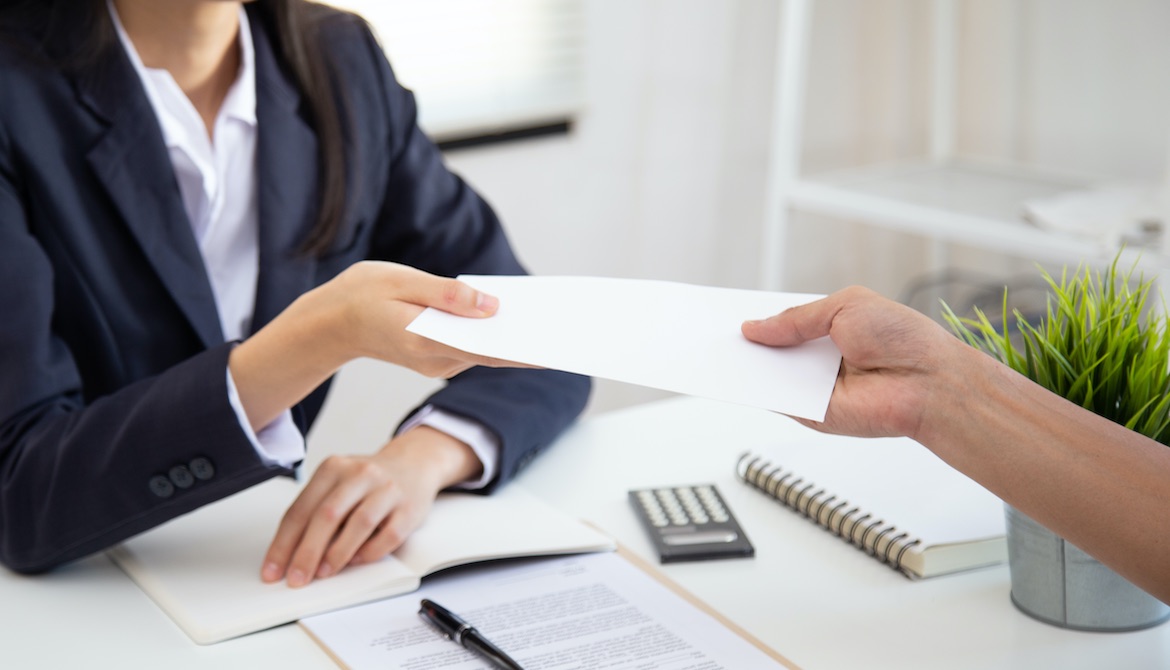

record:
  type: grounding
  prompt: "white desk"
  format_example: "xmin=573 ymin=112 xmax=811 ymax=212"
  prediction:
xmin=3 ymin=396 xmax=1168 ymax=668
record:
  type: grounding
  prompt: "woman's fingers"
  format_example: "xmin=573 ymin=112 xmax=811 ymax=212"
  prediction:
xmin=262 ymin=454 xmax=435 ymax=588
xmin=262 ymin=456 xmax=373 ymax=587
xmin=397 ymin=328 xmax=533 ymax=378
xmin=282 ymin=476 xmax=376 ymax=586
xmin=318 ymin=484 xmax=403 ymax=577
xmin=353 ymin=509 xmax=418 ymax=564
xmin=370 ymin=263 xmax=499 ymax=318
xmin=261 ymin=461 xmax=344 ymax=584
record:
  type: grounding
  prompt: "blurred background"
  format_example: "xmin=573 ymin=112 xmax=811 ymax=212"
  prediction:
xmin=308 ymin=0 xmax=1170 ymax=456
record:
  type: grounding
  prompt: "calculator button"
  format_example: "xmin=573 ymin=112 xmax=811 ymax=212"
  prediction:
xmin=629 ymin=484 xmax=754 ymax=562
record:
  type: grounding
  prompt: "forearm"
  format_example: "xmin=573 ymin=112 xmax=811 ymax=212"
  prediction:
xmin=918 ymin=343 xmax=1170 ymax=602
xmin=228 ymin=291 xmax=350 ymax=432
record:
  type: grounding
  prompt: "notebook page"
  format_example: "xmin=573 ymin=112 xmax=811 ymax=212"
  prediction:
xmin=745 ymin=434 xmax=1005 ymax=547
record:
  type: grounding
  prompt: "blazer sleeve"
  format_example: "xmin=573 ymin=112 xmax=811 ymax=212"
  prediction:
xmin=351 ymin=23 xmax=592 ymax=492
xmin=0 ymin=127 xmax=287 ymax=573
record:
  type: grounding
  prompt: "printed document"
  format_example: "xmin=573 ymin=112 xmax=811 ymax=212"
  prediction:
xmin=300 ymin=551 xmax=791 ymax=669
xmin=407 ymin=276 xmax=840 ymax=421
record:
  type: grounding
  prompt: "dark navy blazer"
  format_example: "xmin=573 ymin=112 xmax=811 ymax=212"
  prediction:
xmin=0 ymin=6 xmax=590 ymax=573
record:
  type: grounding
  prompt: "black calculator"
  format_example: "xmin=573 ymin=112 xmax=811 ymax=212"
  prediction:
xmin=628 ymin=484 xmax=755 ymax=563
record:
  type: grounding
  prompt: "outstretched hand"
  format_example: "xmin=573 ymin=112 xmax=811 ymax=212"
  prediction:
xmin=230 ymin=261 xmax=527 ymax=433
xmin=297 ymin=260 xmax=519 ymax=379
xmin=742 ymin=286 xmax=965 ymax=441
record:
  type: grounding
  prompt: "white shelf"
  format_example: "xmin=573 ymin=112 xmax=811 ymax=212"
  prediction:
xmin=759 ymin=0 xmax=1170 ymax=290
xmin=786 ymin=160 xmax=1169 ymax=269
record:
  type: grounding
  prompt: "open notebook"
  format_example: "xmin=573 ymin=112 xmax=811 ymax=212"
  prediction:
xmin=108 ymin=479 xmax=614 ymax=644
xmin=737 ymin=434 xmax=1006 ymax=579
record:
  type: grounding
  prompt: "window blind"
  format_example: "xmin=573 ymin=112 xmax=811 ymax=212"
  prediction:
xmin=321 ymin=0 xmax=585 ymax=142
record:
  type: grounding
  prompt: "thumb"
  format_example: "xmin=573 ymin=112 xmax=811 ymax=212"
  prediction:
xmin=431 ymin=277 xmax=499 ymax=317
xmin=742 ymin=294 xmax=841 ymax=347
xmin=389 ymin=266 xmax=499 ymax=318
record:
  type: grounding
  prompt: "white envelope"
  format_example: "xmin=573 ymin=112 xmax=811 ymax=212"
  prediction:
xmin=406 ymin=276 xmax=841 ymax=421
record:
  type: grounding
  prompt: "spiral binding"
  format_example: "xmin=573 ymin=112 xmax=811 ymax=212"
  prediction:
xmin=736 ymin=451 xmax=921 ymax=577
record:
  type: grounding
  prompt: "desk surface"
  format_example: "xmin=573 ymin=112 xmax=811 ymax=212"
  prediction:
xmin=4 ymin=396 xmax=1169 ymax=668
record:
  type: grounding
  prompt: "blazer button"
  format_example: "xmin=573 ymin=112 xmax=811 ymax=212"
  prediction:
xmin=169 ymin=465 xmax=195 ymax=489
xmin=189 ymin=457 xmax=215 ymax=481
xmin=149 ymin=475 xmax=175 ymax=498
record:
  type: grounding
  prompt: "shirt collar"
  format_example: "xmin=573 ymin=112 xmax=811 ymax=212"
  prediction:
xmin=221 ymin=8 xmax=257 ymax=127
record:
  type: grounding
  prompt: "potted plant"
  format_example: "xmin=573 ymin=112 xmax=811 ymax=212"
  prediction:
xmin=943 ymin=254 xmax=1170 ymax=631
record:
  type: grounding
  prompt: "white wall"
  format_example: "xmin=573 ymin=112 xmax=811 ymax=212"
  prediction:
xmin=309 ymin=0 xmax=1170 ymax=454
xmin=313 ymin=0 xmax=781 ymax=456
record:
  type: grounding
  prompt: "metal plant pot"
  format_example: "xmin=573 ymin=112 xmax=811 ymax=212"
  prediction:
xmin=1005 ymin=505 xmax=1170 ymax=631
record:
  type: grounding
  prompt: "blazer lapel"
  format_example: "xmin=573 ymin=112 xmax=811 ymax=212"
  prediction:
xmin=249 ymin=11 xmax=320 ymax=334
xmin=77 ymin=48 xmax=225 ymax=349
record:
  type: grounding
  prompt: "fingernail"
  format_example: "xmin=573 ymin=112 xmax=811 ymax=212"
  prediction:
xmin=261 ymin=562 xmax=281 ymax=582
xmin=316 ymin=562 xmax=333 ymax=578
xmin=744 ymin=319 xmax=762 ymax=326
xmin=287 ymin=568 xmax=307 ymax=588
xmin=476 ymin=292 xmax=499 ymax=313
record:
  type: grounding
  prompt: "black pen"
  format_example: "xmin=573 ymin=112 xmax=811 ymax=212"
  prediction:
xmin=418 ymin=599 xmax=525 ymax=670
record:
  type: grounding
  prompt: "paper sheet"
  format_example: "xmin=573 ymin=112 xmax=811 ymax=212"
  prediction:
xmin=407 ymin=276 xmax=841 ymax=421
xmin=300 ymin=552 xmax=787 ymax=669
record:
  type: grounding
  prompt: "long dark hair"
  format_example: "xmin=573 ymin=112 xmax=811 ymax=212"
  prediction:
xmin=259 ymin=1 xmax=349 ymax=256
xmin=0 ymin=0 xmax=348 ymax=256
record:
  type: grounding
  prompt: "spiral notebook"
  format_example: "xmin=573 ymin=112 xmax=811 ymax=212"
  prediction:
xmin=737 ymin=435 xmax=1007 ymax=579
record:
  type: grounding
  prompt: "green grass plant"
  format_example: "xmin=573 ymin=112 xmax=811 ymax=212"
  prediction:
xmin=942 ymin=255 xmax=1170 ymax=446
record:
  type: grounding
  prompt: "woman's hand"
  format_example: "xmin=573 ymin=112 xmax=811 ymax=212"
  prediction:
xmin=229 ymin=261 xmax=517 ymax=432
xmin=260 ymin=426 xmax=481 ymax=587
xmin=301 ymin=261 xmax=513 ymax=378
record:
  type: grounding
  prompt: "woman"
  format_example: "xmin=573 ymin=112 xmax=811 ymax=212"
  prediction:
xmin=0 ymin=0 xmax=590 ymax=588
